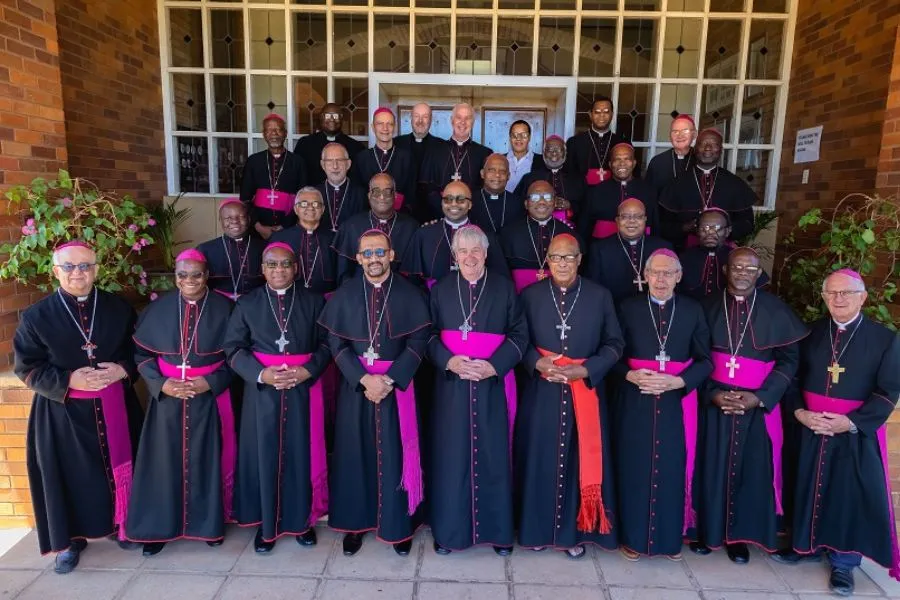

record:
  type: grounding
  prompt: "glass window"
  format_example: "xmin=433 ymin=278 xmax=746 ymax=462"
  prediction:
xmin=455 ymin=17 xmax=492 ymax=74
xmin=538 ymin=17 xmax=575 ymax=77
xmin=662 ymin=18 xmax=702 ymax=78
xmin=415 ymin=15 xmax=452 ymax=74
xmin=374 ymin=14 xmax=411 ymax=73
xmin=293 ymin=13 xmax=327 ymax=72
xmin=249 ymin=9 xmax=286 ymax=70
xmin=497 ymin=17 xmax=535 ymax=76
xmin=333 ymin=14 xmax=369 ymax=73
xmin=746 ymin=20 xmax=783 ymax=80
xmin=210 ymin=10 xmax=243 ymax=69
xmin=172 ymin=74 xmax=206 ymax=132
xmin=215 ymin=138 xmax=248 ymax=195
xmin=579 ymin=18 xmax=616 ymax=78
xmin=705 ymin=20 xmax=743 ymax=79
xmin=169 ymin=9 xmax=203 ymax=68
xmin=213 ymin=75 xmax=247 ymax=133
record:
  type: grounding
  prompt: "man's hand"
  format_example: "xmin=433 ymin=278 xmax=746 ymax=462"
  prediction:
xmin=819 ymin=412 xmax=854 ymax=435
xmin=638 ymin=373 xmax=685 ymax=395
xmin=794 ymin=409 xmax=834 ymax=436
xmin=466 ymin=360 xmax=497 ymax=381
xmin=712 ymin=390 xmax=746 ymax=415
xmin=185 ymin=376 xmax=211 ymax=394
xmin=93 ymin=362 xmax=127 ymax=388
xmin=361 ymin=374 xmax=392 ymax=404
xmin=626 ymin=368 xmax=657 ymax=392
xmin=69 ymin=367 xmax=101 ymax=392
xmin=536 ymin=355 xmax=568 ymax=384
xmin=732 ymin=390 xmax=762 ymax=410
xmin=557 ymin=364 xmax=588 ymax=382
xmin=161 ymin=377 xmax=195 ymax=399
xmin=447 ymin=355 xmax=486 ymax=381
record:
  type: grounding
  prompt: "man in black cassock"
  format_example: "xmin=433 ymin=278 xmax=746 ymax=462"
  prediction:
xmin=517 ymin=234 xmax=623 ymax=558
xmin=403 ymin=181 xmax=508 ymax=290
xmin=469 ymin=154 xmax=524 ymax=235
xmin=690 ymin=248 xmax=808 ymax=564
xmin=658 ymin=129 xmax=756 ymax=249
xmin=240 ymin=113 xmax=307 ymax=239
xmin=585 ymin=198 xmax=671 ymax=304
xmin=516 ymin=135 xmax=584 ymax=223
xmin=318 ymin=230 xmax=431 ymax=557
xmin=197 ymin=199 xmax=265 ymax=302
xmin=611 ymin=249 xmax=712 ymax=560
xmin=420 ymin=103 xmax=492 ymax=221
xmin=500 ymin=180 xmax=581 ymax=294
xmin=128 ymin=249 xmax=235 ymax=556
xmin=316 ymin=142 xmax=368 ymax=233
xmin=224 ymin=243 xmax=331 ymax=553
xmin=332 ymin=172 xmax=419 ymax=281
xmin=565 ymin=97 xmax=630 ymax=187
xmin=294 ymin=103 xmax=365 ymax=186
xmin=16 ymin=241 xmax=142 ymax=574
xmin=677 ymin=208 xmax=768 ymax=300
xmin=578 ymin=142 xmax=659 ymax=241
xmin=771 ymin=269 xmax=900 ymax=595
xmin=394 ymin=103 xmax=440 ymax=222
xmin=270 ymin=187 xmax=339 ymax=296
xmin=427 ymin=224 xmax=527 ymax=555
xmin=645 ymin=114 xmax=697 ymax=193
xmin=354 ymin=108 xmax=416 ymax=216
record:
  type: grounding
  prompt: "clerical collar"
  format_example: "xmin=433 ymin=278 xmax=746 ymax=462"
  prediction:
xmin=732 ymin=294 xmax=746 ymax=302
xmin=376 ymin=213 xmax=394 ymax=224
xmin=444 ymin=217 xmax=469 ymax=229
xmin=326 ymin=135 xmax=336 ymax=142
xmin=270 ymin=151 xmax=283 ymax=160
xmin=483 ymin=189 xmax=502 ymax=199
xmin=833 ymin=312 xmax=861 ymax=331
xmin=591 ymin=126 xmax=609 ymax=136
xmin=650 ymin=295 xmax=671 ymax=306
xmin=368 ymin=274 xmax=391 ymax=289
xmin=413 ymin=132 xmax=427 ymax=141
xmin=465 ymin=270 xmax=486 ymax=286
xmin=530 ymin=216 xmax=552 ymax=226
xmin=674 ymin=150 xmax=688 ymax=159
xmin=452 ymin=137 xmax=470 ymax=146
xmin=375 ymin=144 xmax=392 ymax=154
xmin=628 ymin=239 xmax=639 ymax=246
xmin=185 ymin=299 xmax=198 ymax=305
xmin=550 ymin=167 xmax=561 ymax=174
xmin=554 ymin=276 xmax=578 ymax=293
xmin=77 ymin=295 xmax=89 ymax=302
xmin=697 ymin=165 xmax=716 ymax=174
xmin=304 ymin=227 xmax=316 ymax=234
xmin=232 ymin=236 xmax=244 ymax=243
xmin=268 ymin=284 xmax=291 ymax=296
xmin=330 ymin=178 xmax=347 ymax=190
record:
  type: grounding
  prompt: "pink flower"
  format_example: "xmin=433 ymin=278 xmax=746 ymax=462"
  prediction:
xmin=132 ymin=243 xmax=142 ymax=251
xmin=21 ymin=225 xmax=35 ymax=236
xmin=61 ymin=197 xmax=72 ymax=207
xmin=150 ymin=292 xmax=158 ymax=301
xmin=26 ymin=218 xmax=34 ymax=227
xmin=140 ymin=271 xmax=147 ymax=279
xmin=128 ymin=224 xmax=139 ymax=232
xmin=139 ymin=238 xmax=149 ymax=247
xmin=147 ymin=218 xmax=157 ymax=226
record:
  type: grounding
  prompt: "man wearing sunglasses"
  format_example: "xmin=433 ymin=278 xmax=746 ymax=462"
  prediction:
xmin=318 ymin=230 xmax=431 ymax=557
xmin=14 ymin=240 xmax=143 ymax=573
xmin=270 ymin=187 xmax=339 ymax=295
xmin=129 ymin=249 xmax=236 ymax=557
xmin=197 ymin=198 xmax=265 ymax=302
xmin=294 ymin=103 xmax=365 ymax=186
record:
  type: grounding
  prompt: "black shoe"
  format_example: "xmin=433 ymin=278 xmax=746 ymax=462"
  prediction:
xmin=142 ymin=542 xmax=166 ymax=556
xmin=394 ymin=539 xmax=413 ymax=556
xmin=297 ymin=528 xmax=317 ymax=547
xmin=254 ymin=529 xmax=275 ymax=554
xmin=829 ymin=567 xmax=855 ymax=597
xmin=53 ymin=541 xmax=85 ymax=575
xmin=433 ymin=540 xmax=451 ymax=555
xmin=726 ymin=542 xmax=750 ymax=564
xmin=206 ymin=539 xmax=224 ymax=547
xmin=493 ymin=545 xmax=513 ymax=556
xmin=70 ymin=538 xmax=88 ymax=552
xmin=342 ymin=533 xmax=364 ymax=556
xmin=689 ymin=541 xmax=711 ymax=555
xmin=769 ymin=549 xmax=822 ymax=565
xmin=117 ymin=540 xmax=141 ymax=551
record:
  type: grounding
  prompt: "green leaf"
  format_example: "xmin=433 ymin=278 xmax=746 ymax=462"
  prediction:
xmin=58 ymin=170 xmax=72 ymax=190
xmin=82 ymin=227 xmax=94 ymax=240
xmin=861 ymin=229 xmax=875 ymax=244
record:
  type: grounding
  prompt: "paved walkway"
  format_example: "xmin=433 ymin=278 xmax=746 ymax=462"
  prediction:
xmin=1 ymin=526 xmax=899 ymax=599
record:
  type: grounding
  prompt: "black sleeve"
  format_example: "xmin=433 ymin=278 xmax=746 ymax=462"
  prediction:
xmin=13 ymin=317 xmax=70 ymax=402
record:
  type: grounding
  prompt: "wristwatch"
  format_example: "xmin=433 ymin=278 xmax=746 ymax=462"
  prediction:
xmin=848 ymin=420 xmax=858 ymax=434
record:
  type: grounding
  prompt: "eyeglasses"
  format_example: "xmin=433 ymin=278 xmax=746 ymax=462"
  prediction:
xmin=592 ymin=108 xmax=612 ymax=115
xmin=323 ymin=112 xmax=341 ymax=120
xmin=647 ymin=268 xmax=681 ymax=279
xmin=671 ymin=128 xmax=695 ymax=136
xmin=822 ymin=290 xmax=864 ymax=299
xmin=547 ymin=254 xmax=579 ymax=264
xmin=358 ymin=248 xmax=388 ymax=259
xmin=442 ymin=195 xmax=470 ymax=205
xmin=729 ymin=264 xmax=761 ymax=273
xmin=263 ymin=260 xmax=295 ymax=269
xmin=175 ymin=271 xmax=205 ymax=280
xmin=369 ymin=187 xmax=395 ymax=199
xmin=617 ymin=213 xmax=646 ymax=221
xmin=55 ymin=262 xmax=96 ymax=273
xmin=527 ymin=193 xmax=555 ymax=203
xmin=699 ymin=224 xmax=725 ymax=232
xmin=321 ymin=158 xmax=349 ymax=167
xmin=296 ymin=200 xmax=323 ymax=209
xmin=544 ymin=145 xmax=565 ymax=155
xmin=510 ymin=133 xmax=530 ymax=140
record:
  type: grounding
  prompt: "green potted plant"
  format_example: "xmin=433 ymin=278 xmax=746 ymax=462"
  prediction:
xmin=147 ymin=194 xmax=192 ymax=272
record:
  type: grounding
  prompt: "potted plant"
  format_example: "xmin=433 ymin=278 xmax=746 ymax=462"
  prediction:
xmin=146 ymin=194 xmax=192 ymax=272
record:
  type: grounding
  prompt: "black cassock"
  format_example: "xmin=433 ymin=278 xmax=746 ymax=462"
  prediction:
xmin=427 ymin=271 xmax=527 ymax=549
xmin=196 ymin=235 xmax=265 ymax=301
xmin=677 ymin=245 xmax=769 ymax=301
xmin=420 ymin=138 xmax=493 ymax=220
xmin=694 ymin=290 xmax=808 ymax=551
xmin=294 ymin=131 xmax=365 ymax=186
xmin=224 ymin=284 xmax=331 ymax=542
xmin=787 ymin=316 xmax=900 ymax=573
xmin=318 ymin=273 xmax=431 ymax=542
xmin=611 ymin=293 xmax=712 ymax=556
xmin=331 ymin=210 xmax=419 ymax=282
xmin=401 ymin=219 xmax=509 ymax=289
xmin=645 ymin=148 xmax=695 ymax=193
xmin=240 ymin=149 xmax=307 ymax=230
xmin=499 ymin=217 xmax=582 ymax=292
xmin=468 ymin=189 xmax=525 ymax=235
xmin=585 ymin=234 xmax=672 ymax=303
xmin=128 ymin=289 xmax=234 ymax=543
xmin=658 ymin=166 xmax=756 ymax=249
xmin=16 ymin=290 xmax=142 ymax=554
xmin=315 ymin=179 xmax=368 ymax=233
xmin=516 ymin=277 xmax=624 ymax=550
xmin=353 ymin=146 xmax=416 ymax=213
xmin=270 ymin=224 xmax=339 ymax=296
xmin=394 ymin=133 xmax=442 ymax=222
xmin=565 ymin=129 xmax=630 ymax=184
xmin=577 ymin=178 xmax=659 ymax=241
xmin=515 ymin=167 xmax=585 ymax=219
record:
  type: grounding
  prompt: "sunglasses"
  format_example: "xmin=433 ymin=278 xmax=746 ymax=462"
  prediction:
xmin=56 ymin=262 xmax=96 ymax=273
xmin=264 ymin=260 xmax=295 ymax=269
xmin=296 ymin=200 xmax=323 ymax=208
xmin=358 ymin=248 xmax=388 ymax=259
xmin=176 ymin=271 xmax=205 ymax=280
xmin=527 ymin=193 xmax=554 ymax=203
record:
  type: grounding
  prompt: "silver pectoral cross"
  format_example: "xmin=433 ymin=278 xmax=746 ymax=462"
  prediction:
xmin=178 ymin=360 xmax=190 ymax=381
xmin=655 ymin=349 xmax=670 ymax=371
xmin=363 ymin=345 xmax=379 ymax=366
xmin=275 ymin=333 xmax=290 ymax=353
xmin=597 ymin=168 xmax=606 ymax=182
xmin=459 ymin=321 xmax=472 ymax=341
xmin=81 ymin=341 xmax=97 ymax=360
xmin=451 ymin=172 xmax=462 ymax=181
xmin=726 ymin=355 xmax=740 ymax=379
xmin=556 ymin=322 xmax=571 ymax=340
xmin=450 ymin=263 xmax=460 ymax=271
xmin=633 ymin=276 xmax=647 ymax=292
xmin=268 ymin=189 xmax=277 ymax=205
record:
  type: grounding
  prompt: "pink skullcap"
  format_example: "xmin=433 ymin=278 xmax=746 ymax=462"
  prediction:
xmin=831 ymin=268 xmax=864 ymax=283
xmin=263 ymin=242 xmax=294 ymax=255
xmin=175 ymin=248 xmax=207 ymax=263
xmin=648 ymin=248 xmax=679 ymax=261
xmin=672 ymin=114 xmax=696 ymax=128
xmin=611 ymin=141 xmax=634 ymax=153
xmin=55 ymin=240 xmax=93 ymax=252
xmin=218 ymin=197 xmax=244 ymax=212
xmin=545 ymin=134 xmax=564 ymax=143
xmin=373 ymin=107 xmax=395 ymax=120
xmin=698 ymin=127 xmax=723 ymax=141
xmin=262 ymin=112 xmax=285 ymax=124
xmin=619 ymin=196 xmax=645 ymax=208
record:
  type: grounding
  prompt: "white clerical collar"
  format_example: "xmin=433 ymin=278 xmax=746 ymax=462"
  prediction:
xmin=77 ymin=295 xmax=89 ymax=302
xmin=330 ymin=178 xmax=346 ymax=190
xmin=550 ymin=167 xmax=561 ymax=174
xmin=270 ymin=152 xmax=283 ymax=160
xmin=532 ymin=216 xmax=552 ymax=226
xmin=186 ymin=299 xmax=197 ymax=305
xmin=305 ymin=228 xmax=315 ymax=235
xmin=326 ymin=135 xmax=336 ymax=142
xmin=484 ymin=189 xmax=502 ymax=199
xmin=369 ymin=276 xmax=390 ymax=289
xmin=233 ymin=237 xmax=244 ymax=243
xmin=733 ymin=294 xmax=746 ymax=301
xmin=674 ymin=151 xmax=688 ymax=159
xmin=833 ymin=312 xmax=861 ymax=331
xmin=591 ymin=126 xmax=609 ymax=136
xmin=698 ymin=165 xmax=716 ymax=174
xmin=650 ymin=295 xmax=670 ymax=306
xmin=413 ymin=132 xmax=427 ymax=141
xmin=465 ymin=270 xmax=485 ymax=286
xmin=268 ymin=285 xmax=291 ymax=296
xmin=628 ymin=239 xmax=639 ymax=246
xmin=444 ymin=218 xmax=468 ymax=229
xmin=452 ymin=137 xmax=470 ymax=146
xmin=375 ymin=143 xmax=393 ymax=153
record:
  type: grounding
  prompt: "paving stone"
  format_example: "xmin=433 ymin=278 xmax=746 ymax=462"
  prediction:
xmin=683 ymin=547 xmax=788 ymax=592
xmin=608 ymin=588 xmax=700 ymax=600
xmin=511 ymin=546 xmax=601 ymax=585
xmin=0 ymin=569 xmax=41 ymax=597
xmin=15 ymin=569 xmax=131 ymax=600
xmin=232 ymin=526 xmax=335 ymax=576
xmin=0 ymin=530 xmax=51 ymax=570
xmin=140 ymin=525 xmax=252 ymax=573
xmin=119 ymin=573 xmax=225 ymax=600
xmin=417 ymin=581 xmax=509 ymax=600
xmin=326 ymin=532 xmax=419 ymax=580
xmin=514 ymin=584 xmax=606 ymax=599
xmin=217 ymin=575 xmax=318 ymax=600
xmin=76 ymin=537 xmax=145 ymax=570
xmin=318 ymin=579 xmax=414 ymax=599
xmin=418 ymin=532 xmax=508 ymax=583
xmin=596 ymin=547 xmax=694 ymax=588
xmin=861 ymin=558 xmax=900 ymax=598
xmin=702 ymin=593 xmax=796 ymax=599
xmin=768 ymin=556 xmax=883 ymax=595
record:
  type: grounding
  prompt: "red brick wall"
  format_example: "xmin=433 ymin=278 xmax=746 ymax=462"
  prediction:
xmin=0 ymin=385 xmax=33 ymax=527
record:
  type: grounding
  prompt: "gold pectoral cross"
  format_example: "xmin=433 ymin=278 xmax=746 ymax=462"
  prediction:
xmin=827 ymin=361 xmax=845 ymax=384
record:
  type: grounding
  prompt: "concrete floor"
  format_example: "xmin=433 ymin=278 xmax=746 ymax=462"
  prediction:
xmin=1 ymin=525 xmax=899 ymax=600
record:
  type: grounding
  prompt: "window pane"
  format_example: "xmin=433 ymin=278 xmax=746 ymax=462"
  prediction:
xmin=374 ymin=0 xmax=410 ymax=5
xmin=374 ymin=14 xmax=410 ymax=72
xmin=746 ymin=20 xmax=783 ymax=80
xmin=579 ymin=18 xmax=616 ymax=78
xmin=576 ymin=82 xmax=613 ymax=133
xmin=735 ymin=149 xmax=768 ymax=205
xmin=455 ymin=17 xmax=492 ymax=75
xmin=579 ymin=0 xmax=618 ymax=8
xmin=416 ymin=0 xmax=451 ymax=6
xmin=415 ymin=15 xmax=451 ymax=74
xmin=705 ymin=20 xmax=742 ymax=79
xmin=709 ymin=0 xmax=746 ymax=11
xmin=213 ymin=75 xmax=247 ymax=132
xmin=699 ymin=84 xmax=736 ymax=140
xmin=657 ymin=84 xmax=697 ymax=142
xmin=620 ymin=19 xmax=657 ymax=78
xmin=616 ymin=83 xmax=653 ymax=143
xmin=739 ymin=85 xmax=776 ymax=145
xmin=173 ymin=73 xmax=207 ymax=131
xmin=334 ymin=77 xmax=369 ymax=138
xmin=334 ymin=0 xmax=366 ymax=5
xmin=292 ymin=0 xmax=325 ymax=5
xmin=210 ymin=10 xmax=244 ymax=69
xmin=249 ymin=9 xmax=286 ymax=70
xmin=666 ymin=0 xmax=704 ymax=8
xmin=176 ymin=136 xmax=210 ymax=194
xmin=333 ymin=14 xmax=369 ymax=72
xmin=538 ymin=17 xmax=575 ymax=77
xmin=500 ymin=0 xmax=536 ymax=8
xmin=293 ymin=77 xmax=328 ymax=135
xmin=251 ymin=75 xmax=287 ymax=132
xmin=662 ymin=18 xmax=701 ymax=78
xmin=752 ymin=0 xmax=787 ymax=12
xmin=497 ymin=17 xmax=534 ymax=76
xmin=625 ymin=0 xmax=662 ymax=9
xmin=169 ymin=9 xmax=203 ymax=68
xmin=457 ymin=0 xmax=493 ymax=7
xmin=216 ymin=138 xmax=248 ymax=195
xmin=293 ymin=13 xmax=327 ymax=72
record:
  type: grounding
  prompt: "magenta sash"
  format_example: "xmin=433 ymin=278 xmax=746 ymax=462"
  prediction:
xmin=710 ymin=351 xmax=783 ymax=515
xmin=803 ymin=391 xmax=900 ymax=581
xmin=393 ymin=191 xmax=405 ymax=211
xmin=157 ymin=358 xmax=236 ymax=522
xmin=253 ymin=188 xmax=293 ymax=214
xmin=592 ymin=220 xmax=618 ymax=239
xmin=253 ymin=351 xmax=328 ymax=525
xmin=511 ymin=268 xmax=547 ymax=293
xmin=213 ymin=289 xmax=239 ymax=302
xmin=426 ymin=278 xmax=437 ymax=291
xmin=439 ymin=330 xmax=517 ymax=451
xmin=627 ymin=358 xmax=697 ymax=534
xmin=357 ymin=357 xmax=422 ymax=515
xmin=68 ymin=382 xmax=133 ymax=540
xmin=585 ymin=168 xmax=612 ymax=186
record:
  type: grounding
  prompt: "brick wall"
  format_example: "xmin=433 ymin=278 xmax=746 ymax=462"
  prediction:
xmin=0 ymin=382 xmax=32 ymax=527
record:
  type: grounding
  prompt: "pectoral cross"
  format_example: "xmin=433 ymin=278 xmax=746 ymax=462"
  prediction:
xmin=81 ymin=341 xmax=97 ymax=360
xmin=725 ymin=355 xmax=740 ymax=379
xmin=597 ymin=169 xmax=605 ymax=182
xmin=827 ymin=361 xmax=846 ymax=384
xmin=451 ymin=172 xmax=462 ymax=181
xmin=655 ymin=349 xmax=670 ymax=371
xmin=536 ymin=269 xmax=547 ymax=281
xmin=633 ymin=276 xmax=646 ymax=292
xmin=450 ymin=263 xmax=460 ymax=271
xmin=459 ymin=321 xmax=472 ymax=341
xmin=275 ymin=333 xmax=290 ymax=353
xmin=363 ymin=346 xmax=379 ymax=366
xmin=178 ymin=360 xmax=190 ymax=381
xmin=268 ymin=189 xmax=277 ymax=206
xmin=556 ymin=322 xmax=571 ymax=340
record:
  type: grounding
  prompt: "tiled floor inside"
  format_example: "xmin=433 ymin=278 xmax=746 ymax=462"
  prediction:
xmin=1 ymin=525 xmax=899 ymax=599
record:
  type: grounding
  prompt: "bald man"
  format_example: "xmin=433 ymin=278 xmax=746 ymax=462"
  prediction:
xmin=469 ymin=154 xmax=525 ymax=234
xmin=294 ymin=103 xmax=365 ymax=185
xmin=646 ymin=115 xmax=697 ymax=192
xmin=395 ymin=103 xmax=440 ymax=221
